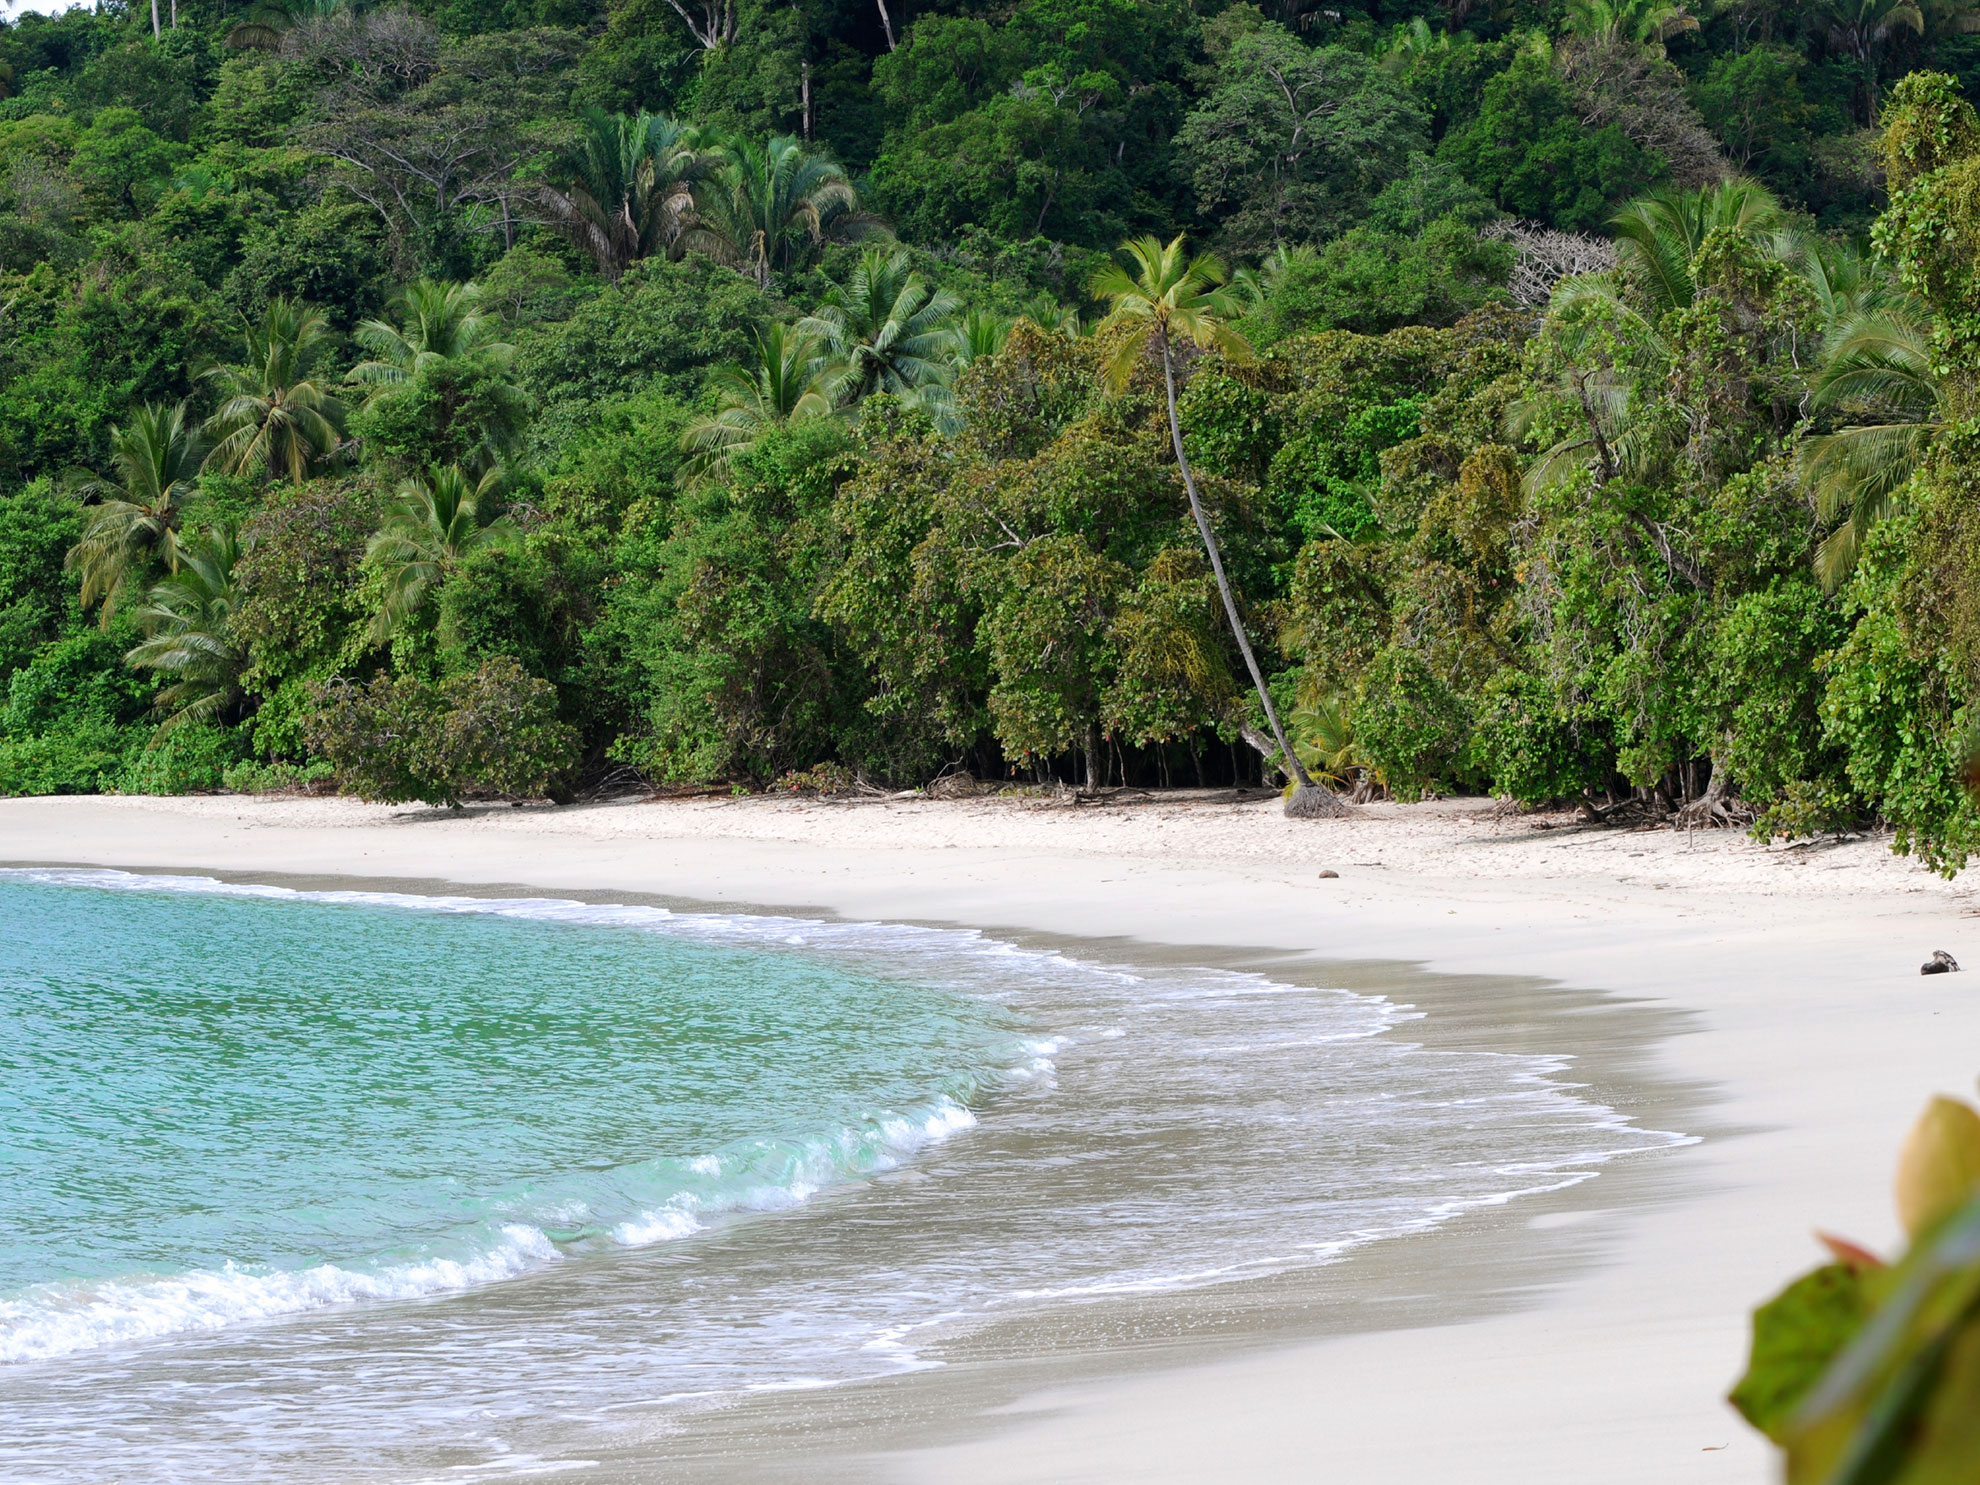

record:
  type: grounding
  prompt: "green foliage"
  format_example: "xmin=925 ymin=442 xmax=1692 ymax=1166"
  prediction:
xmin=1438 ymin=48 xmax=1657 ymax=230
xmin=0 ymin=479 xmax=80 ymax=678
xmin=1730 ymin=1264 xmax=1877 ymax=1443
xmin=0 ymin=627 xmax=149 ymax=793
xmin=118 ymin=723 xmax=246 ymax=795
xmin=1176 ymin=25 xmax=1425 ymax=255
xmin=1351 ymin=644 xmax=1472 ymax=800
xmin=0 ymin=0 xmax=1976 ymax=820
xmin=1472 ymin=671 xmax=1611 ymax=805
xmin=518 ymin=255 xmax=776 ymax=434
xmin=306 ymin=655 xmax=576 ymax=805
xmin=1257 ymin=215 xmax=1512 ymax=339
xmin=1734 ymin=1092 xmax=1980 ymax=1482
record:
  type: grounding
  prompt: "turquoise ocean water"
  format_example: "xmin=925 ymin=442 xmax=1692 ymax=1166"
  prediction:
xmin=0 ymin=868 xmax=1682 ymax=1482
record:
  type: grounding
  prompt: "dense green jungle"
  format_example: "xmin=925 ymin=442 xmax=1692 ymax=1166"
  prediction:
xmin=9 ymin=0 xmax=1980 ymax=862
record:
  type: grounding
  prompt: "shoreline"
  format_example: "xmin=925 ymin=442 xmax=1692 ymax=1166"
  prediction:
xmin=7 ymin=791 xmax=1979 ymax=1480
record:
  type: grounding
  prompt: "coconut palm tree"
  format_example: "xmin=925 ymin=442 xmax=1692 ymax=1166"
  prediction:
xmin=1610 ymin=178 xmax=1785 ymax=317
xmin=1089 ymin=234 xmax=1336 ymax=811
xmin=687 ymin=136 xmax=873 ymax=287
xmin=680 ymin=323 xmax=834 ymax=478
xmin=1783 ymin=232 xmax=1906 ymax=335
xmin=799 ymin=246 xmax=961 ymax=406
xmin=348 ymin=279 xmax=516 ymax=392
xmin=1800 ymin=306 xmax=1943 ymax=587
xmin=346 ymin=280 xmax=527 ymax=472
xmin=202 ymin=298 xmax=345 ymax=485
xmin=543 ymin=109 xmax=707 ymax=282
xmin=948 ymin=307 xmax=1012 ymax=370
xmin=125 ymin=524 xmax=247 ymax=732
xmin=64 ymin=400 xmax=206 ymax=624
xmin=1019 ymin=294 xmax=1084 ymax=339
xmin=365 ymin=464 xmax=519 ymax=641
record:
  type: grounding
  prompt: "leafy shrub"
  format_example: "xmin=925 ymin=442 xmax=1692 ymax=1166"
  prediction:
xmin=1732 ymin=1092 xmax=1980 ymax=1480
xmin=306 ymin=656 xmax=577 ymax=806
xmin=774 ymin=761 xmax=859 ymax=795
xmin=0 ymin=630 xmax=153 ymax=794
xmin=0 ymin=717 xmax=138 ymax=795
xmin=1352 ymin=645 xmax=1472 ymax=801
xmin=221 ymin=757 xmax=335 ymax=794
xmin=117 ymin=724 xmax=244 ymax=795
xmin=1472 ymin=671 xmax=1611 ymax=805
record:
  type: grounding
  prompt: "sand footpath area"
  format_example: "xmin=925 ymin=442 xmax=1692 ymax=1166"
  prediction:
xmin=7 ymin=788 xmax=1980 ymax=1482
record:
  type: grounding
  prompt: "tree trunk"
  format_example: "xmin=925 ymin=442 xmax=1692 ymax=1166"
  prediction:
xmin=1084 ymin=722 xmax=1101 ymax=791
xmin=1158 ymin=333 xmax=1341 ymax=815
xmin=874 ymin=0 xmax=896 ymax=49
xmin=151 ymin=0 xmax=161 ymax=38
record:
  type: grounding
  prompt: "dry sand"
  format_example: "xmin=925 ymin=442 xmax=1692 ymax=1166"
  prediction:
xmin=7 ymin=787 xmax=1980 ymax=1483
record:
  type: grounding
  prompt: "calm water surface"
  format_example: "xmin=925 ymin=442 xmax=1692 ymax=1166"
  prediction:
xmin=0 ymin=868 xmax=1680 ymax=1482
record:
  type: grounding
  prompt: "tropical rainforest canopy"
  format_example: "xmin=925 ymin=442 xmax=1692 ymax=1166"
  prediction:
xmin=8 ymin=0 xmax=1980 ymax=862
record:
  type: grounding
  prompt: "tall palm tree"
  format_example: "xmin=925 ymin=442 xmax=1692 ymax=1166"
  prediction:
xmin=125 ymin=524 xmax=247 ymax=733
xmin=1610 ymin=178 xmax=1785 ymax=317
xmin=680 ymin=323 xmax=834 ymax=478
xmin=348 ymin=279 xmax=516 ymax=392
xmin=686 ymin=136 xmax=872 ymax=288
xmin=64 ymin=400 xmax=207 ymax=625
xmin=799 ymin=246 xmax=961 ymax=405
xmin=365 ymin=465 xmax=519 ymax=642
xmin=1812 ymin=0 xmax=1926 ymax=121
xmin=1089 ymin=234 xmax=1335 ymax=810
xmin=1800 ymin=306 xmax=1943 ymax=588
xmin=543 ymin=109 xmax=707 ymax=282
xmin=202 ymin=298 xmax=345 ymax=485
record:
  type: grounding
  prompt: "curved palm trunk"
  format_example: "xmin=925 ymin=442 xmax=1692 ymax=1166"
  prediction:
xmin=1158 ymin=331 xmax=1327 ymax=802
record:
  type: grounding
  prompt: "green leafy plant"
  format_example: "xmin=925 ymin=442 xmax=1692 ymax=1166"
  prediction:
xmin=304 ymin=656 xmax=576 ymax=806
xmin=1732 ymin=1091 xmax=1980 ymax=1480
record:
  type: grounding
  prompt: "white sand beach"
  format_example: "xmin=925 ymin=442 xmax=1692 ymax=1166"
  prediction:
xmin=7 ymin=788 xmax=1978 ymax=1482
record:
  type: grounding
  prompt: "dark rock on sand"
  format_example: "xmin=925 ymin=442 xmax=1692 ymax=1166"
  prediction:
xmin=1922 ymin=950 xmax=1961 ymax=975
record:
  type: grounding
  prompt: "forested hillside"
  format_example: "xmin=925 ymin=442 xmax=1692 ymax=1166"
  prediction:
xmin=6 ymin=0 xmax=1980 ymax=861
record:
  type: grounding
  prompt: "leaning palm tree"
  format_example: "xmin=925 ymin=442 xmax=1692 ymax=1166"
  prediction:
xmin=1089 ymin=234 xmax=1336 ymax=812
xmin=680 ymin=323 xmax=834 ymax=478
xmin=1610 ymin=178 xmax=1785 ymax=317
xmin=202 ymin=298 xmax=345 ymax=485
xmin=543 ymin=109 xmax=707 ymax=282
xmin=799 ymin=246 xmax=961 ymax=405
xmin=365 ymin=465 xmax=520 ymax=642
xmin=348 ymin=279 xmax=516 ymax=393
xmin=686 ymin=136 xmax=873 ymax=288
xmin=64 ymin=400 xmax=207 ymax=625
xmin=1800 ymin=306 xmax=1944 ymax=588
xmin=125 ymin=524 xmax=247 ymax=733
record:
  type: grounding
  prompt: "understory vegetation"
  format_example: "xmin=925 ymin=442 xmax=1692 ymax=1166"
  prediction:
xmin=8 ymin=0 xmax=1980 ymax=864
